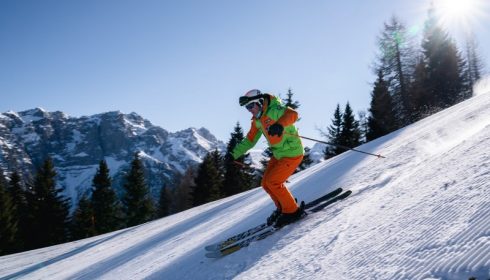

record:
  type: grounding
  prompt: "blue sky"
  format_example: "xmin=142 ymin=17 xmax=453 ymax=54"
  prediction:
xmin=1 ymin=0 xmax=489 ymax=147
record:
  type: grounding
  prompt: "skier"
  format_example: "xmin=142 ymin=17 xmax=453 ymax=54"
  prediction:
xmin=232 ymin=89 xmax=306 ymax=228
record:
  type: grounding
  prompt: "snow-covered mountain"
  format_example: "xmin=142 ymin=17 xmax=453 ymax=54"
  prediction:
xmin=1 ymin=91 xmax=489 ymax=279
xmin=0 ymin=108 xmax=225 ymax=205
xmin=309 ymin=142 xmax=327 ymax=162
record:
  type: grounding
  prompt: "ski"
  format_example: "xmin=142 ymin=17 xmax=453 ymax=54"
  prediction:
xmin=205 ymin=227 xmax=277 ymax=258
xmin=205 ymin=188 xmax=343 ymax=252
xmin=204 ymin=223 xmax=269 ymax=251
xmin=309 ymin=190 xmax=352 ymax=212
xmin=303 ymin=187 xmax=343 ymax=209
xmin=205 ymin=189 xmax=352 ymax=258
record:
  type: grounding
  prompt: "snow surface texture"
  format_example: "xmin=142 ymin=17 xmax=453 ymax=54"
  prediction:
xmin=1 ymin=92 xmax=489 ymax=279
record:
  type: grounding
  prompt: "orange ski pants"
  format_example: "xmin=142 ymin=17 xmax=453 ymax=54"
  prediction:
xmin=261 ymin=155 xmax=303 ymax=214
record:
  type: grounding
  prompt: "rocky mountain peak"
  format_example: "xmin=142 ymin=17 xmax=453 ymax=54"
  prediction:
xmin=0 ymin=108 xmax=226 ymax=209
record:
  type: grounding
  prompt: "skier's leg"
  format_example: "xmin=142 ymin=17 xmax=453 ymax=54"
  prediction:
xmin=261 ymin=157 xmax=281 ymax=209
xmin=262 ymin=155 xmax=303 ymax=214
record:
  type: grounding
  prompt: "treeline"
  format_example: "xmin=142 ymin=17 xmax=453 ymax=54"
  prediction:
xmin=322 ymin=102 xmax=365 ymax=159
xmin=367 ymin=9 xmax=483 ymax=140
xmin=0 ymin=154 xmax=155 ymax=256
xmin=322 ymin=7 xmax=484 ymax=158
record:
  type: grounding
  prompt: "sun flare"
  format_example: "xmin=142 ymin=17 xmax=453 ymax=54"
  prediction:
xmin=435 ymin=0 xmax=484 ymax=30
xmin=438 ymin=0 xmax=475 ymax=19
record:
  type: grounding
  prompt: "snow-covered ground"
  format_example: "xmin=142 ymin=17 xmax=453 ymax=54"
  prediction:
xmin=1 ymin=91 xmax=490 ymax=280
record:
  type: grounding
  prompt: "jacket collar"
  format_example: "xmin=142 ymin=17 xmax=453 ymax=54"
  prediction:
xmin=251 ymin=94 xmax=271 ymax=120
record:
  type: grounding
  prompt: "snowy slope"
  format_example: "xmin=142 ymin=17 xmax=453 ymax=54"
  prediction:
xmin=1 ymin=92 xmax=489 ymax=280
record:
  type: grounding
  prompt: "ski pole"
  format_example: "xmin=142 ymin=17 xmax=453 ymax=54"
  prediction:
xmin=286 ymin=133 xmax=386 ymax=159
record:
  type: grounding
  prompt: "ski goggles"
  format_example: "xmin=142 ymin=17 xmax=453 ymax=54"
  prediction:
xmin=245 ymin=102 xmax=258 ymax=110
xmin=239 ymin=93 xmax=263 ymax=107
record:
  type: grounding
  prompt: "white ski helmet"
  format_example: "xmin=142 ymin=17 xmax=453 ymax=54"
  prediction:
xmin=239 ymin=89 xmax=264 ymax=107
xmin=245 ymin=89 xmax=261 ymax=98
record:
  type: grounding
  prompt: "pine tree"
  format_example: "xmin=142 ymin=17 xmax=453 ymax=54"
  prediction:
xmin=367 ymin=70 xmax=397 ymax=141
xmin=70 ymin=194 xmax=96 ymax=240
xmin=23 ymin=180 xmax=36 ymax=249
xmin=375 ymin=16 xmax=415 ymax=126
xmin=222 ymin=123 xmax=254 ymax=197
xmin=91 ymin=160 xmax=120 ymax=234
xmin=0 ymin=172 xmax=17 ymax=255
xmin=122 ymin=153 xmax=155 ymax=227
xmin=407 ymin=56 xmax=430 ymax=121
xmin=463 ymin=35 xmax=484 ymax=99
xmin=7 ymin=172 xmax=26 ymax=210
xmin=7 ymin=171 xmax=29 ymax=251
xmin=192 ymin=151 xmax=223 ymax=206
xmin=339 ymin=102 xmax=361 ymax=149
xmin=173 ymin=168 xmax=194 ymax=212
xmin=323 ymin=104 xmax=343 ymax=159
xmin=210 ymin=149 xmax=224 ymax=185
xmin=29 ymin=158 xmax=70 ymax=249
xmin=157 ymin=184 xmax=172 ymax=218
xmin=419 ymin=6 xmax=465 ymax=110
xmin=209 ymin=150 xmax=224 ymax=200
xmin=283 ymin=88 xmax=300 ymax=109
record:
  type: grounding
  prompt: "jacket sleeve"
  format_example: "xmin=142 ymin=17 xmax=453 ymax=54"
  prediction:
xmin=232 ymin=120 xmax=262 ymax=159
xmin=276 ymin=107 xmax=298 ymax=127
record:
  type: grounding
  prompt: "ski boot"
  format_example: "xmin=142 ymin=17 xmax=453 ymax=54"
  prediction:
xmin=273 ymin=201 xmax=306 ymax=228
xmin=267 ymin=208 xmax=281 ymax=226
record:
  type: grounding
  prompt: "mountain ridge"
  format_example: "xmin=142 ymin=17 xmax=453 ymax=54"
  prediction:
xmin=0 ymin=108 xmax=226 ymax=206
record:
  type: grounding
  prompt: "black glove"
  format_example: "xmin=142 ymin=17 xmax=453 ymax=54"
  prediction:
xmin=268 ymin=123 xmax=284 ymax=137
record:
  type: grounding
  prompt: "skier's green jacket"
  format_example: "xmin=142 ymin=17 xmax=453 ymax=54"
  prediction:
xmin=232 ymin=94 xmax=304 ymax=160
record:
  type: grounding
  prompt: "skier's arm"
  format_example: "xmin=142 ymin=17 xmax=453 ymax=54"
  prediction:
xmin=232 ymin=121 xmax=262 ymax=159
xmin=276 ymin=107 xmax=298 ymax=127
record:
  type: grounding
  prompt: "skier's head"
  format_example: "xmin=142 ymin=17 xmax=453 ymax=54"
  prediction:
xmin=239 ymin=89 xmax=264 ymax=118
xmin=239 ymin=89 xmax=264 ymax=108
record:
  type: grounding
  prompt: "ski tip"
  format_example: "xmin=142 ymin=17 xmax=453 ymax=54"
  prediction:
xmin=334 ymin=190 xmax=352 ymax=200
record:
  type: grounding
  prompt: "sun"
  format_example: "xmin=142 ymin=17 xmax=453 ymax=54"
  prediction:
xmin=434 ymin=0 xmax=484 ymax=31
xmin=438 ymin=0 xmax=475 ymax=19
